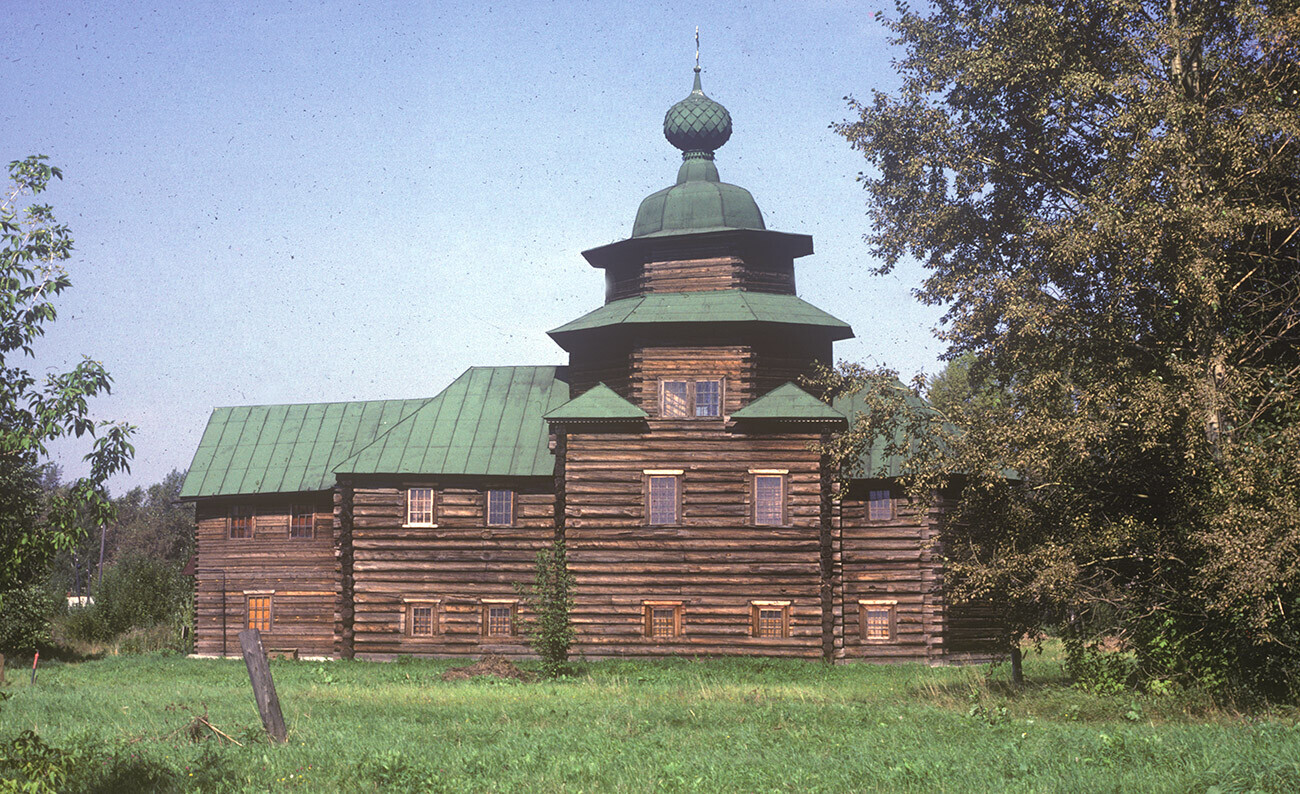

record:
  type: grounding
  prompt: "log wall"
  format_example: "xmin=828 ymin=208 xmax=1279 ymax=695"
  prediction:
xmin=605 ymin=255 xmax=795 ymax=302
xmin=346 ymin=477 xmax=554 ymax=659
xmin=563 ymin=424 xmax=826 ymax=658
xmin=193 ymin=494 xmax=337 ymax=658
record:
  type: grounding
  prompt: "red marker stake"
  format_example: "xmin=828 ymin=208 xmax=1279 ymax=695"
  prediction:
xmin=30 ymin=651 xmax=38 ymax=684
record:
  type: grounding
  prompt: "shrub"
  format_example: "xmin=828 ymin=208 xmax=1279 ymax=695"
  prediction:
xmin=61 ymin=556 xmax=192 ymax=649
xmin=519 ymin=540 xmax=575 ymax=678
xmin=0 ymin=585 xmax=58 ymax=655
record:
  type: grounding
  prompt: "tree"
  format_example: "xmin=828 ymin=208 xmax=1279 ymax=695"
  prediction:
xmin=834 ymin=2 xmax=1299 ymax=696
xmin=0 ymin=156 xmax=134 ymax=605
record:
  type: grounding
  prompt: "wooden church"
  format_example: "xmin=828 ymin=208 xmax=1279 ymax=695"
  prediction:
xmin=179 ymin=67 xmax=997 ymax=664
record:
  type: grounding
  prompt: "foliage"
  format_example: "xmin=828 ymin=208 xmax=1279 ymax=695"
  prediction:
xmin=518 ymin=540 xmax=575 ymax=678
xmin=49 ymin=469 xmax=194 ymax=602
xmin=0 ymin=731 xmax=69 ymax=794
xmin=0 ymin=155 xmax=134 ymax=607
xmin=60 ymin=556 xmax=191 ymax=644
xmin=0 ymin=584 xmax=57 ymax=656
xmin=834 ymin=1 xmax=1300 ymax=698
xmin=0 ymin=651 xmax=1297 ymax=791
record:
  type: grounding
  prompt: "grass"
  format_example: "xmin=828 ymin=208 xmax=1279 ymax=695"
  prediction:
xmin=2 ymin=647 xmax=1298 ymax=792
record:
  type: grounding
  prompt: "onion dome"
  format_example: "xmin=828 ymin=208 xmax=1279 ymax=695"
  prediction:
xmin=632 ymin=67 xmax=765 ymax=238
xmin=664 ymin=67 xmax=732 ymax=156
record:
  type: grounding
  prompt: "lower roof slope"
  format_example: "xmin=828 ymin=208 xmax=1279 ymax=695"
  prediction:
xmin=181 ymin=366 xmax=569 ymax=499
xmin=180 ymin=397 xmax=431 ymax=498
xmin=336 ymin=366 xmax=569 ymax=478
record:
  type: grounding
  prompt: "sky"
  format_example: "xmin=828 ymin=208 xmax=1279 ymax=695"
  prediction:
xmin=4 ymin=0 xmax=946 ymax=496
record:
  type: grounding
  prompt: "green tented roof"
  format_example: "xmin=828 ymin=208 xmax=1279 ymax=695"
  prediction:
xmin=335 ymin=366 xmax=569 ymax=477
xmin=548 ymin=290 xmax=853 ymax=346
xmin=180 ymin=397 xmax=431 ymax=498
xmin=732 ymin=382 xmax=847 ymax=421
xmin=545 ymin=383 xmax=647 ymax=421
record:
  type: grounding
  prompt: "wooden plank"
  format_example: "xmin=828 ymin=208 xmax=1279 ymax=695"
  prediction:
xmin=238 ymin=629 xmax=287 ymax=743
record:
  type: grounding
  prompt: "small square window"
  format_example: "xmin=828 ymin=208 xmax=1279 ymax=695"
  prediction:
xmin=482 ymin=601 xmax=516 ymax=637
xmin=647 ymin=475 xmax=679 ymax=525
xmin=868 ymin=489 xmax=893 ymax=521
xmin=644 ymin=602 xmax=683 ymax=639
xmin=407 ymin=488 xmax=434 ymax=525
xmin=754 ymin=475 xmax=785 ymax=526
xmin=661 ymin=380 xmax=690 ymax=418
xmin=486 ymin=490 xmax=514 ymax=527
xmin=229 ymin=506 xmax=252 ymax=539
xmin=247 ymin=595 xmax=272 ymax=631
xmin=751 ymin=601 xmax=790 ymax=638
xmin=289 ymin=506 xmax=313 ymax=538
xmin=859 ymin=601 xmax=897 ymax=641
xmin=407 ymin=601 xmax=439 ymax=637
xmin=694 ymin=380 xmax=721 ymax=418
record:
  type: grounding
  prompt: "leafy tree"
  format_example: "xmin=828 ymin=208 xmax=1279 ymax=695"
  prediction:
xmin=834 ymin=1 xmax=1299 ymax=696
xmin=0 ymin=156 xmax=134 ymax=607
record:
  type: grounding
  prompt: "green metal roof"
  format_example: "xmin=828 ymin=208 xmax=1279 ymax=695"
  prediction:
xmin=335 ymin=366 xmax=570 ymax=478
xmin=544 ymin=383 xmax=647 ymax=422
xmin=548 ymin=289 xmax=853 ymax=346
xmin=180 ymin=397 xmax=431 ymax=498
xmin=732 ymin=382 xmax=847 ymax=422
xmin=832 ymin=385 xmax=942 ymax=479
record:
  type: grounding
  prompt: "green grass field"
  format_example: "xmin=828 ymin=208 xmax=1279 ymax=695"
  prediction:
xmin=2 ymin=649 xmax=1298 ymax=792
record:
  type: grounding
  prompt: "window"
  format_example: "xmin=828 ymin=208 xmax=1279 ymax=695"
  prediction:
xmin=482 ymin=600 xmax=517 ymax=637
xmin=486 ymin=490 xmax=514 ymax=527
xmin=289 ymin=506 xmax=313 ymax=538
xmin=751 ymin=601 xmax=790 ymax=638
xmin=754 ymin=474 xmax=785 ymax=526
xmin=405 ymin=599 xmax=440 ymax=637
xmin=659 ymin=379 xmax=723 ymax=418
xmin=868 ymin=488 xmax=893 ymax=521
xmin=407 ymin=488 xmax=434 ymax=526
xmin=643 ymin=601 xmax=683 ymax=639
xmin=646 ymin=472 xmax=681 ymax=525
xmin=859 ymin=600 xmax=897 ymax=641
xmin=247 ymin=595 xmax=272 ymax=631
xmin=694 ymin=380 xmax=721 ymax=418
xmin=662 ymin=380 xmax=690 ymax=418
xmin=229 ymin=506 xmax=252 ymax=539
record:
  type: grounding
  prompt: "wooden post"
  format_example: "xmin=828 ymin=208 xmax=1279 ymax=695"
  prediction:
xmin=1 ymin=653 xmax=5 ymax=684
xmin=238 ymin=629 xmax=287 ymax=743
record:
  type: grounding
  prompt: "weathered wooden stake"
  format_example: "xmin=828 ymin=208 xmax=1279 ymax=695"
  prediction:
xmin=30 ymin=651 xmax=38 ymax=685
xmin=238 ymin=629 xmax=287 ymax=743
xmin=1 ymin=653 xmax=6 ymax=684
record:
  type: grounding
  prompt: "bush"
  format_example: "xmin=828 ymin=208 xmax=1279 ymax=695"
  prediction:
xmin=61 ymin=556 xmax=191 ymax=649
xmin=0 ymin=585 xmax=58 ymax=655
xmin=520 ymin=540 xmax=575 ymax=678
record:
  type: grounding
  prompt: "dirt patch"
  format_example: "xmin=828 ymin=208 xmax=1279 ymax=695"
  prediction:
xmin=440 ymin=654 xmax=537 ymax=683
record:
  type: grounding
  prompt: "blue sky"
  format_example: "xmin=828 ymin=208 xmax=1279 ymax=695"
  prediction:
xmin=4 ymin=0 xmax=944 ymax=495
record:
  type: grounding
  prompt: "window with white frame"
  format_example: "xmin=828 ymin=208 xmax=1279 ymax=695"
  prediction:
xmin=486 ymin=490 xmax=514 ymax=527
xmin=646 ymin=472 xmax=681 ymax=525
xmin=407 ymin=488 xmax=434 ymax=526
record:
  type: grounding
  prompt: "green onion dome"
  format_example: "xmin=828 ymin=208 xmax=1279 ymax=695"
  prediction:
xmin=664 ymin=67 xmax=732 ymax=155
xmin=633 ymin=67 xmax=764 ymax=238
